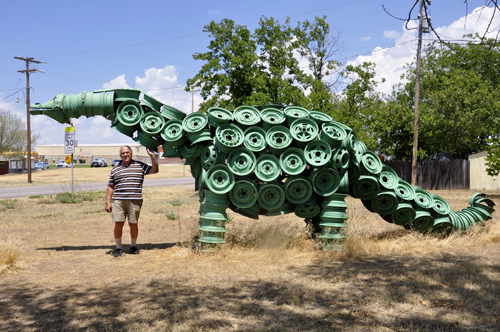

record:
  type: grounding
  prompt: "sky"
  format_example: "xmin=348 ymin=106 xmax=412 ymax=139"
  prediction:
xmin=1 ymin=0 xmax=499 ymax=147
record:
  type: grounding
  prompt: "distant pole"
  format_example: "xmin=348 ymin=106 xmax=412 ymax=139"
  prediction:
xmin=14 ymin=56 xmax=45 ymax=183
xmin=411 ymin=0 xmax=426 ymax=186
xmin=190 ymin=89 xmax=200 ymax=113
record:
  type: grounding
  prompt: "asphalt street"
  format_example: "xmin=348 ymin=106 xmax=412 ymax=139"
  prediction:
xmin=0 ymin=177 xmax=195 ymax=199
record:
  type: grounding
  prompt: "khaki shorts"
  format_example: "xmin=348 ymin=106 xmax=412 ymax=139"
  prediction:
xmin=111 ymin=200 xmax=143 ymax=224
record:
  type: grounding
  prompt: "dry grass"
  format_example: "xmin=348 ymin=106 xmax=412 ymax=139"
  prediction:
xmin=0 ymin=232 xmax=23 ymax=273
xmin=1 ymin=187 xmax=500 ymax=331
xmin=0 ymin=164 xmax=189 ymax=187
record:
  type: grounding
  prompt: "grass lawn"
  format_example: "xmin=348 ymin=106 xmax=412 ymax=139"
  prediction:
xmin=1 ymin=187 xmax=500 ymax=331
xmin=0 ymin=164 xmax=189 ymax=188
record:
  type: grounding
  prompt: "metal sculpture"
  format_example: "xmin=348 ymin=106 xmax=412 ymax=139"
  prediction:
xmin=31 ymin=89 xmax=496 ymax=250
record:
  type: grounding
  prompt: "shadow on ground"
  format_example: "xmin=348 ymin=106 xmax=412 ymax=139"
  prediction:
xmin=2 ymin=252 xmax=500 ymax=331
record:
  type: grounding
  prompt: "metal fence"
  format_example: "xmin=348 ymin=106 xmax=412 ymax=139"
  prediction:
xmin=384 ymin=160 xmax=470 ymax=190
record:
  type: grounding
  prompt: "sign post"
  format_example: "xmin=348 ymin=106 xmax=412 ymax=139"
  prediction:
xmin=65 ymin=127 xmax=75 ymax=197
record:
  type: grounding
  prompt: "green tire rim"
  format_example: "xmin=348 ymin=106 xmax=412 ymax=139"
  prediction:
xmin=258 ymin=182 xmax=285 ymax=211
xmin=413 ymin=188 xmax=434 ymax=209
xmin=200 ymin=145 xmax=226 ymax=170
xmin=430 ymin=194 xmax=451 ymax=215
xmin=392 ymin=202 xmax=416 ymax=226
xmin=160 ymin=119 xmax=186 ymax=146
xmin=378 ymin=166 xmax=399 ymax=190
xmin=229 ymin=203 xmax=261 ymax=220
xmin=337 ymin=172 xmax=350 ymax=194
xmin=395 ymin=180 xmax=415 ymax=200
xmin=304 ymin=139 xmax=332 ymax=167
xmin=352 ymin=175 xmax=380 ymax=200
xmin=266 ymin=202 xmax=295 ymax=216
xmin=360 ymin=151 xmax=383 ymax=175
xmin=284 ymin=175 xmax=313 ymax=205
xmin=279 ymin=148 xmax=307 ymax=176
xmin=413 ymin=209 xmax=434 ymax=232
xmin=290 ymin=118 xmax=319 ymax=147
xmin=215 ymin=123 xmax=245 ymax=153
xmin=229 ymin=178 xmax=258 ymax=208
xmin=182 ymin=112 xmax=208 ymax=133
xmin=295 ymin=197 xmax=321 ymax=218
xmin=284 ymin=106 xmax=309 ymax=126
xmin=348 ymin=158 xmax=361 ymax=184
xmin=161 ymin=105 xmax=186 ymax=121
xmin=188 ymin=129 xmax=213 ymax=145
xmin=179 ymin=143 xmax=204 ymax=159
xmin=208 ymin=107 xmax=233 ymax=127
xmin=206 ymin=165 xmax=235 ymax=194
xmin=161 ymin=143 xmax=180 ymax=157
xmin=331 ymin=147 xmax=350 ymax=174
xmin=133 ymin=131 xmax=161 ymax=152
xmin=227 ymin=147 xmax=256 ymax=176
xmin=111 ymin=121 xmax=136 ymax=138
xmin=234 ymin=106 xmax=261 ymax=127
xmin=310 ymin=168 xmax=341 ymax=196
xmin=308 ymin=111 xmax=332 ymax=125
xmin=114 ymin=88 xmax=141 ymax=101
xmin=354 ymin=140 xmax=367 ymax=163
xmin=342 ymin=132 xmax=358 ymax=156
xmin=243 ymin=126 xmax=267 ymax=152
xmin=116 ymin=100 xmax=144 ymax=126
xmin=255 ymin=154 xmax=281 ymax=182
xmin=321 ymin=193 xmax=348 ymax=209
xmin=260 ymin=108 xmax=286 ymax=130
xmin=140 ymin=111 xmax=166 ymax=136
xmin=141 ymin=93 xmax=164 ymax=112
xmin=320 ymin=122 xmax=347 ymax=147
xmin=432 ymin=215 xmax=454 ymax=234
xmin=265 ymin=125 xmax=292 ymax=154
xmin=371 ymin=190 xmax=399 ymax=216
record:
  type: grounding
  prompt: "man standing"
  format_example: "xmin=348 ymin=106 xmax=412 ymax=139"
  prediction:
xmin=105 ymin=145 xmax=159 ymax=257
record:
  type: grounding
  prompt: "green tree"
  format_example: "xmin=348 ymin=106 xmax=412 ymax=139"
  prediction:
xmin=185 ymin=19 xmax=259 ymax=111
xmin=378 ymin=36 xmax=500 ymax=162
xmin=186 ymin=16 xmax=344 ymax=112
xmin=0 ymin=109 xmax=39 ymax=157
xmin=294 ymin=16 xmax=344 ymax=113
xmin=333 ymin=62 xmax=385 ymax=151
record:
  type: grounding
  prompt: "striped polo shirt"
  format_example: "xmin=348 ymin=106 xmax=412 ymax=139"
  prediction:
xmin=108 ymin=160 xmax=153 ymax=200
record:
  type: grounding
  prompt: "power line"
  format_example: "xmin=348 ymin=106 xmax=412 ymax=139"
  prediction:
xmin=0 ymin=89 xmax=23 ymax=101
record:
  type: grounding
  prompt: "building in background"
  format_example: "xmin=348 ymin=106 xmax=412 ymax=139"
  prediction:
xmin=35 ymin=144 xmax=182 ymax=165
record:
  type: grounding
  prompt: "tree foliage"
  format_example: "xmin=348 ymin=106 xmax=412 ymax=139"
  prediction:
xmin=378 ymin=36 xmax=500 ymax=162
xmin=0 ymin=109 xmax=39 ymax=157
xmin=186 ymin=16 xmax=343 ymax=112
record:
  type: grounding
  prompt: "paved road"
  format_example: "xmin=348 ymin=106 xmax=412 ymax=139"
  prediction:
xmin=0 ymin=177 xmax=195 ymax=199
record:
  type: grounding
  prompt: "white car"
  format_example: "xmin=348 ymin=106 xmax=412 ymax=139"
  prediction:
xmin=56 ymin=160 xmax=73 ymax=168
xmin=35 ymin=162 xmax=49 ymax=170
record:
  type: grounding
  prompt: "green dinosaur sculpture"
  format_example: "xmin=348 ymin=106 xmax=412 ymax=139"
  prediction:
xmin=30 ymin=88 xmax=496 ymax=250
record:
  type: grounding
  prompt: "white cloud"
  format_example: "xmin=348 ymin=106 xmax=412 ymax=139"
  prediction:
xmin=383 ymin=30 xmax=400 ymax=39
xmin=208 ymin=9 xmax=220 ymax=14
xmin=347 ymin=6 xmax=500 ymax=96
xmin=360 ymin=36 xmax=372 ymax=41
xmin=102 ymin=74 xmax=130 ymax=89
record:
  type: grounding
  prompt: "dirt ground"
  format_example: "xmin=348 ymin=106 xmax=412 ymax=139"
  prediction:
xmin=1 ymin=187 xmax=500 ymax=332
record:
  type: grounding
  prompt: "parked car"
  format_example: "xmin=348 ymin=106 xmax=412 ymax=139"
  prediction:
xmin=56 ymin=160 xmax=73 ymax=168
xmin=111 ymin=159 xmax=121 ymax=167
xmin=35 ymin=162 xmax=49 ymax=170
xmin=91 ymin=158 xmax=107 ymax=167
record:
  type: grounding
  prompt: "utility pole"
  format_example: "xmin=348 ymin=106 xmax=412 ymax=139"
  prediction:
xmin=190 ymin=89 xmax=200 ymax=113
xmin=411 ymin=0 xmax=429 ymax=185
xmin=14 ymin=56 xmax=45 ymax=183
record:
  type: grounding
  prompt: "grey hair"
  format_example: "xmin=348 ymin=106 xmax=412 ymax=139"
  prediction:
xmin=119 ymin=145 xmax=133 ymax=157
